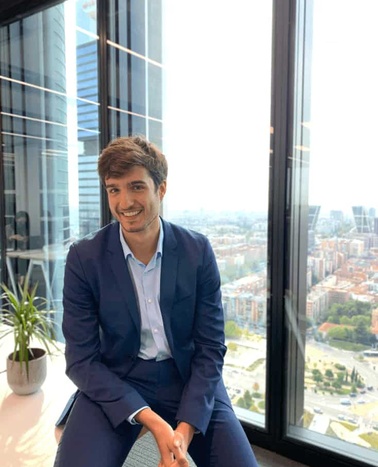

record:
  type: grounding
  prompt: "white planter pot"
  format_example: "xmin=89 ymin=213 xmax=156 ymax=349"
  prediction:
xmin=6 ymin=348 xmax=47 ymax=395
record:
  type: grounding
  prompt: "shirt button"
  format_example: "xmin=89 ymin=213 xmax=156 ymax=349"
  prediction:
xmin=154 ymin=328 xmax=158 ymax=333
xmin=147 ymin=298 xmax=152 ymax=304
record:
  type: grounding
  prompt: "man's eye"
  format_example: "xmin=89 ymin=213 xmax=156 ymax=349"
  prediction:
xmin=132 ymin=185 xmax=143 ymax=191
xmin=108 ymin=188 xmax=118 ymax=194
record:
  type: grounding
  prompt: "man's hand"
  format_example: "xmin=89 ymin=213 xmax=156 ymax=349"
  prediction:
xmin=135 ymin=409 xmax=195 ymax=467
xmin=159 ymin=422 xmax=195 ymax=466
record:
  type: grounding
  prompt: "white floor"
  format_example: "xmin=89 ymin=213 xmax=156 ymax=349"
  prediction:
xmin=0 ymin=338 xmax=308 ymax=467
xmin=0 ymin=337 xmax=74 ymax=467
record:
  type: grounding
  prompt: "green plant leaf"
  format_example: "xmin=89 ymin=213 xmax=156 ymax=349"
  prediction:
xmin=0 ymin=276 xmax=61 ymax=379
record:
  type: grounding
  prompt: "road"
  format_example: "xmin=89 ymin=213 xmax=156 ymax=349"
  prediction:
xmin=223 ymin=337 xmax=378 ymax=432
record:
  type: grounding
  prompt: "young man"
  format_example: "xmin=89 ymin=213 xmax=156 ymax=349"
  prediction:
xmin=54 ymin=136 xmax=259 ymax=467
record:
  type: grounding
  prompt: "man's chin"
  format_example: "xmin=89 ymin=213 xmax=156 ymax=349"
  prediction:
xmin=119 ymin=214 xmax=158 ymax=234
xmin=121 ymin=222 xmax=143 ymax=233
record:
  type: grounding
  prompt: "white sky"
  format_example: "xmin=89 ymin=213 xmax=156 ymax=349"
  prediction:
xmin=161 ymin=0 xmax=378 ymax=216
xmin=161 ymin=1 xmax=272 ymax=214
xmin=308 ymin=0 xmax=378 ymax=213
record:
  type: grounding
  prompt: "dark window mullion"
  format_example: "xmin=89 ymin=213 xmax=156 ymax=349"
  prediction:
xmin=97 ymin=0 xmax=111 ymax=226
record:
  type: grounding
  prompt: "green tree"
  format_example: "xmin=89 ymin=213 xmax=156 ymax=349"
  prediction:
xmin=325 ymin=369 xmax=334 ymax=379
xmin=332 ymin=381 xmax=342 ymax=390
xmin=312 ymin=369 xmax=323 ymax=383
xmin=340 ymin=316 xmax=352 ymax=326
xmin=236 ymin=397 xmax=247 ymax=409
xmin=327 ymin=315 xmax=340 ymax=324
xmin=244 ymin=390 xmax=252 ymax=407
xmin=351 ymin=315 xmax=370 ymax=327
xmin=225 ymin=321 xmax=242 ymax=338
xmin=227 ymin=342 xmax=238 ymax=352
xmin=336 ymin=372 xmax=345 ymax=384
xmin=327 ymin=326 xmax=349 ymax=341
xmin=353 ymin=321 xmax=371 ymax=345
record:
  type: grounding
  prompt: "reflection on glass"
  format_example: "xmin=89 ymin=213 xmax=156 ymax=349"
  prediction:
xmin=107 ymin=1 xmax=163 ymax=146
xmin=0 ymin=0 xmax=100 ymax=340
xmin=287 ymin=1 xmax=378 ymax=464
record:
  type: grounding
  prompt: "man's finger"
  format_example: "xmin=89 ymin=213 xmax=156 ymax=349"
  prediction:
xmin=173 ymin=438 xmax=181 ymax=448
xmin=160 ymin=449 xmax=175 ymax=467
xmin=176 ymin=459 xmax=189 ymax=467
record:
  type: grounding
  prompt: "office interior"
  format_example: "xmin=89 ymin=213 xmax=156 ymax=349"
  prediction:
xmin=1 ymin=1 xmax=378 ymax=466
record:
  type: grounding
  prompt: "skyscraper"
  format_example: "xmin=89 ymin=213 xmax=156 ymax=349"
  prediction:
xmin=352 ymin=205 xmax=373 ymax=234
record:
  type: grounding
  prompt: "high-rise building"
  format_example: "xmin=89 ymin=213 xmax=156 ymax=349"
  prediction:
xmin=308 ymin=205 xmax=321 ymax=231
xmin=374 ymin=217 xmax=378 ymax=235
xmin=73 ymin=0 xmax=163 ymax=236
xmin=352 ymin=205 xmax=373 ymax=233
xmin=330 ymin=210 xmax=344 ymax=222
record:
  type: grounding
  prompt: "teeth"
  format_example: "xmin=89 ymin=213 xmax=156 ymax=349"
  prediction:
xmin=122 ymin=210 xmax=140 ymax=217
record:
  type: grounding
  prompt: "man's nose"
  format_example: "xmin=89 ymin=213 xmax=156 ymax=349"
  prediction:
xmin=118 ymin=189 xmax=134 ymax=208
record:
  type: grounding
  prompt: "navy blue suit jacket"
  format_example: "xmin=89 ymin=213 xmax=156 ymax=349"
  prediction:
xmin=62 ymin=218 xmax=231 ymax=434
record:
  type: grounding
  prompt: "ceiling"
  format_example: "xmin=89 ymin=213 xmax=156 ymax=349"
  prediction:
xmin=0 ymin=0 xmax=61 ymax=26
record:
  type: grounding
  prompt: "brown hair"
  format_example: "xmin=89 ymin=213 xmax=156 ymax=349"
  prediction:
xmin=98 ymin=135 xmax=168 ymax=190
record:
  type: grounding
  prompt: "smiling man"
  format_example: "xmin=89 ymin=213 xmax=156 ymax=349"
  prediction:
xmin=54 ymin=135 xmax=259 ymax=467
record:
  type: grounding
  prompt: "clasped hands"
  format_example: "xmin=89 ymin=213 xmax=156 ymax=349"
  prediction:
xmin=156 ymin=426 xmax=191 ymax=467
xmin=136 ymin=409 xmax=194 ymax=467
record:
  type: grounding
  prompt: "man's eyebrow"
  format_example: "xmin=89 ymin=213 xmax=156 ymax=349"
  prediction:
xmin=129 ymin=180 xmax=147 ymax=186
xmin=104 ymin=179 xmax=147 ymax=188
xmin=104 ymin=181 xmax=119 ymax=188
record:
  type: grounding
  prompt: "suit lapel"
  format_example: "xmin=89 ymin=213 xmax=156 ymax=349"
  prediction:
xmin=160 ymin=219 xmax=178 ymax=347
xmin=106 ymin=223 xmax=141 ymax=332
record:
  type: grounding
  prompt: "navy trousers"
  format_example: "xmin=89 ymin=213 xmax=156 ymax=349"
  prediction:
xmin=53 ymin=358 xmax=259 ymax=467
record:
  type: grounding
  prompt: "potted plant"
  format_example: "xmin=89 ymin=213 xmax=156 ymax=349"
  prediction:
xmin=0 ymin=278 xmax=60 ymax=395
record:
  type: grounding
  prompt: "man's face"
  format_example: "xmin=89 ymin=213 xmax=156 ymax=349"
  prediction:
xmin=105 ymin=166 xmax=166 ymax=237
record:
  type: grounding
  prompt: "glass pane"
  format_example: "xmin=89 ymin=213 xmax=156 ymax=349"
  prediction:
xmin=108 ymin=0 xmax=272 ymax=429
xmin=107 ymin=0 xmax=163 ymax=150
xmin=0 ymin=0 xmax=101 ymax=341
xmin=163 ymin=1 xmax=272 ymax=429
xmin=287 ymin=1 xmax=378 ymax=465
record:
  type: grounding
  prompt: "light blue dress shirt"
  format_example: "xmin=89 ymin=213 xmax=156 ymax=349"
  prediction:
xmin=118 ymin=220 xmax=199 ymax=431
xmin=118 ymin=219 xmax=172 ymax=361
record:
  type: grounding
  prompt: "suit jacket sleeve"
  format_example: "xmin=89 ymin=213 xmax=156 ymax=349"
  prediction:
xmin=62 ymin=243 xmax=148 ymax=429
xmin=174 ymin=237 xmax=228 ymax=434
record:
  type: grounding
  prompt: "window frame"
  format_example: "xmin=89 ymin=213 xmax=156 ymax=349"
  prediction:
xmin=0 ymin=1 xmax=376 ymax=466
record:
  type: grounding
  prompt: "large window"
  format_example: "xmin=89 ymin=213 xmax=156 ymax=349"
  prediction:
xmin=286 ymin=1 xmax=378 ymax=464
xmin=1 ymin=1 xmax=378 ymax=466
xmin=161 ymin=1 xmax=272 ymax=429
xmin=106 ymin=0 xmax=272 ymax=430
xmin=0 ymin=0 xmax=101 ymax=339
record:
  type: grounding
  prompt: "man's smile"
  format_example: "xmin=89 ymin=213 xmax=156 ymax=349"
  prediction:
xmin=120 ymin=209 xmax=143 ymax=217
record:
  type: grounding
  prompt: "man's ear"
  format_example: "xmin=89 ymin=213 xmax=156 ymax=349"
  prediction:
xmin=159 ymin=180 xmax=167 ymax=200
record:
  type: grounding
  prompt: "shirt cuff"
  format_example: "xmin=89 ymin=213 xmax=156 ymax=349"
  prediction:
xmin=128 ymin=406 xmax=150 ymax=425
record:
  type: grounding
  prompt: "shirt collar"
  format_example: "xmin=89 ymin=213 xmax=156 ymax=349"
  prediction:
xmin=119 ymin=217 xmax=164 ymax=260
